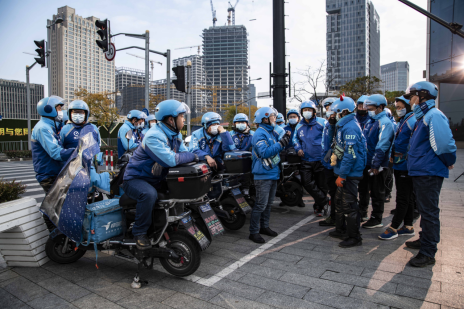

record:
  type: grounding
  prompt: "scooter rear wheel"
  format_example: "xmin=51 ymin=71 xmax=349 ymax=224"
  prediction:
xmin=45 ymin=236 xmax=86 ymax=264
xmin=219 ymin=197 xmax=247 ymax=230
xmin=281 ymin=181 xmax=304 ymax=207
xmin=159 ymin=230 xmax=201 ymax=277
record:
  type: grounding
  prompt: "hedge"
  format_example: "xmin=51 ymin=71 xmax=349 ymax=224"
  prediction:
xmin=4 ymin=150 xmax=32 ymax=159
xmin=0 ymin=179 xmax=27 ymax=203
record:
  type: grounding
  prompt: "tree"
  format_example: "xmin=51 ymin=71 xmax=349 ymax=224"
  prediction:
xmin=293 ymin=59 xmax=326 ymax=115
xmin=148 ymin=94 xmax=166 ymax=113
xmin=339 ymin=76 xmax=383 ymax=100
xmin=223 ymin=104 xmax=258 ymax=125
xmin=384 ymin=90 xmax=405 ymax=105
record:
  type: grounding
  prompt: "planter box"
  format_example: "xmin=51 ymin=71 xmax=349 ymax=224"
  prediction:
xmin=0 ymin=197 xmax=49 ymax=267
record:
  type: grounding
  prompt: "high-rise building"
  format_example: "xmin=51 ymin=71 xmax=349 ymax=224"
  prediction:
xmin=150 ymin=79 xmax=185 ymax=104
xmin=381 ymin=61 xmax=409 ymax=93
xmin=202 ymin=25 xmax=248 ymax=115
xmin=248 ymin=84 xmax=257 ymax=107
xmin=50 ymin=6 xmax=115 ymax=104
xmin=325 ymin=0 xmax=380 ymax=91
xmin=0 ymin=79 xmax=44 ymax=119
xmin=116 ymin=67 xmax=149 ymax=92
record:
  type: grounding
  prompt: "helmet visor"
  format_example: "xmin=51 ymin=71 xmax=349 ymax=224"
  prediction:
xmin=49 ymin=96 xmax=65 ymax=107
xmin=176 ymin=102 xmax=191 ymax=116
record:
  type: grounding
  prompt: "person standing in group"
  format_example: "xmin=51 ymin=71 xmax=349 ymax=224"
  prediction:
xmin=403 ymin=81 xmax=456 ymax=267
xmin=283 ymin=109 xmax=300 ymax=150
xmin=142 ymin=115 xmax=157 ymax=136
xmin=60 ymin=100 xmax=100 ymax=149
xmin=358 ymin=94 xmax=395 ymax=228
xmin=355 ymin=95 xmax=370 ymax=130
xmin=276 ymin=113 xmax=286 ymax=128
xmin=230 ymin=113 xmax=254 ymax=195
xmin=117 ymin=110 xmax=147 ymax=159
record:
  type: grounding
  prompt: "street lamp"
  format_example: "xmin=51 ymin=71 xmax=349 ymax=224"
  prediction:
xmin=46 ymin=16 xmax=63 ymax=96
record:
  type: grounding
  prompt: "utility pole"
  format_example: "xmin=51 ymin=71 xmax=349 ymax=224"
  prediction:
xmin=186 ymin=60 xmax=192 ymax=136
xmin=145 ymin=30 xmax=150 ymax=111
xmin=26 ymin=62 xmax=37 ymax=150
xmin=46 ymin=19 xmax=52 ymax=96
xmin=166 ymin=49 xmax=171 ymax=100
xmin=272 ymin=0 xmax=287 ymax=115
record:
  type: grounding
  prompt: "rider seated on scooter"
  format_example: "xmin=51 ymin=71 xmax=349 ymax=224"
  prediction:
xmin=122 ymin=100 xmax=200 ymax=250
xmin=230 ymin=113 xmax=254 ymax=195
xmin=117 ymin=110 xmax=147 ymax=160
xmin=188 ymin=112 xmax=236 ymax=172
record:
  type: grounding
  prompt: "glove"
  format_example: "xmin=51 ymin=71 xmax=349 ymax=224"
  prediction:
xmin=330 ymin=153 xmax=338 ymax=166
xmin=279 ymin=135 xmax=290 ymax=148
xmin=336 ymin=176 xmax=345 ymax=187
xmin=193 ymin=154 xmax=199 ymax=163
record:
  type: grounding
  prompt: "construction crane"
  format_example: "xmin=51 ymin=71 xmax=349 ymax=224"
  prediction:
xmin=126 ymin=53 xmax=162 ymax=81
xmin=210 ymin=0 xmax=217 ymax=26
xmin=174 ymin=45 xmax=201 ymax=55
xmin=228 ymin=0 xmax=239 ymax=25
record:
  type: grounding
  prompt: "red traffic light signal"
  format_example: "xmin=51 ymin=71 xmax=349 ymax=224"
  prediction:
xmin=34 ymin=40 xmax=46 ymax=67
xmin=95 ymin=19 xmax=109 ymax=52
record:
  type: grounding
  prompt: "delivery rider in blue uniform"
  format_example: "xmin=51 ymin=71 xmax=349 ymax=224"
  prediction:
xmin=282 ymin=108 xmax=300 ymax=150
xmin=230 ymin=113 xmax=254 ymax=152
xmin=276 ymin=113 xmax=285 ymax=128
xmin=142 ymin=115 xmax=157 ymax=136
xmin=328 ymin=96 xmax=367 ymax=248
xmin=117 ymin=110 xmax=147 ymax=159
xmin=355 ymin=95 xmax=370 ymax=130
xmin=403 ymin=81 xmax=456 ymax=268
xmin=60 ymin=100 xmax=100 ymax=149
xmin=122 ymin=100 xmax=200 ymax=250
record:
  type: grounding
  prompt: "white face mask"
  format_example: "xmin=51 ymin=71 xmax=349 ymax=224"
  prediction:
xmin=138 ymin=122 xmax=145 ymax=129
xmin=303 ymin=111 xmax=313 ymax=119
xmin=210 ymin=125 xmax=219 ymax=135
xmin=236 ymin=123 xmax=246 ymax=131
xmin=72 ymin=113 xmax=85 ymax=124
xmin=326 ymin=111 xmax=334 ymax=118
xmin=56 ymin=110 xmax=63 ymax=121
xmin=396 ymin=108 xmax=407 ymax=118
xmin=149 ymin=121 xmax=156 ymax=128
xmin=289 ymin=118 xmax=298 ymax=125
xmin=368 ymin=111 xmax=376 ymax=118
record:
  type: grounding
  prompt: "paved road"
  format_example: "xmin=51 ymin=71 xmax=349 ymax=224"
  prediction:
xmin=0 ymin=152 xmax=463 ymax=309
xmin=0 ymin=161 xmax=45 ymax=204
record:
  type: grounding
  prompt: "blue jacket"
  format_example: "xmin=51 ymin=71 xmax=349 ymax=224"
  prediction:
xmin=321 ymin=121 xmax=336 ymax=170
xmin=283 ymin=124 xmax=297 ymax=150
xmin=31 ymin=117 xmax=75 ymax=182
xmin=408 ymin=100 xmax=456 ymax=178
xmin=273 ymin=124 xmax=285 ymax=140
xmin=392 ymin=112 xmax=416 ymax=171
xmin=117 ymin=121 xmax=143 ymax=158
xmin=59 ymin=123 xmax=101 ymax=149
xmin=252 ymin=124 xmax=283 ymax=180
xmin=333 ymin=114 xmax=367 ymax=179
xmin=124 ymin=122 xmax=197 ymax=185
xmin=142 ymin=127 xmax=150 ymax=135
xmin=363 ymin=111 xmax=395 ymax=169
xmin=229 ymin=130 xmax=254 ymax=151
xmin=292 ymin=117 xmax=326 ymax=162
xmin=355 ymin=113 xmax=370 ymax=130
xmin=189 ymin=128 xmax=236 ymax=163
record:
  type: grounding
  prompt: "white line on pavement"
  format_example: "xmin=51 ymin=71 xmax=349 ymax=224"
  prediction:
xmin=0 ymin=171 xmax=37 ymax=177
xmin=21 ymin=193 xmax=45 ymax=199
xmin=0 ymin=167 xmax=35 ymax=172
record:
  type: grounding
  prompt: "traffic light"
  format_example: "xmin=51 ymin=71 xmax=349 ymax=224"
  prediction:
xmin=34 ymin=40 xmax=46 ymax=67
xmin=95 ymin=19 xmax=109 ymax=52
xmin=172 ymin=66 xmax=186 ymax=93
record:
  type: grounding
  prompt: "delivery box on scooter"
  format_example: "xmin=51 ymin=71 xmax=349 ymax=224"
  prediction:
xmin=223 ymin=151 xmax=252 ymax=173
xmin=166 ymin=162 xmax=213 ymax=199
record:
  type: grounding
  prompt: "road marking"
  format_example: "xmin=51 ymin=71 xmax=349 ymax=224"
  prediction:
xmin=0 ymin=171 xmax=37 ymax=177
xmin=21 ymin=193 xmax=45 ymax=199
xmin=0 ymin=167 xmax=35 ymax=172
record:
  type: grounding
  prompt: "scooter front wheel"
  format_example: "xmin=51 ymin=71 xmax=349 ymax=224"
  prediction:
xmin=45 ymin=236 xmax=86 ymax=264
xmin=159 ymin=230 xmax=201 ymax=277
xmin=219 ymin=197 xmax=247 ymax=230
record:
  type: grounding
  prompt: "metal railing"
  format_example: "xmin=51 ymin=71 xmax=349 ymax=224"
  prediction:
xmin=0 ymin=141 xmax=29 ymax=153
xmin=101 ymin=138 xmax=118 ymax=146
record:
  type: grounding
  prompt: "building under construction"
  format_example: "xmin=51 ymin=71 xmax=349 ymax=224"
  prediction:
xmin=202 ymin=25 xmax=248 ymax=116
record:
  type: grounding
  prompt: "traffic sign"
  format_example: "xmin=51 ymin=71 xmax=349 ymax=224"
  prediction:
xmin=105 ymin=43 xmax=116 ymax=61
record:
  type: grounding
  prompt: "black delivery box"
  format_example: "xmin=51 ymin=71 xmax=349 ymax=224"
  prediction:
xmin=167 ymin=162 xmax=212 ymax=199
xmin=223 ymin=151 xmax=252 ymax=173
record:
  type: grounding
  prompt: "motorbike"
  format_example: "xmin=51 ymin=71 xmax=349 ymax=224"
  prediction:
xmin=275 ymin=147 xmax=306 ymax=209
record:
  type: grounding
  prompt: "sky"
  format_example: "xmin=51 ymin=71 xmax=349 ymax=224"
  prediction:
xmin=0 ymin=0 xmax=428 ymax=109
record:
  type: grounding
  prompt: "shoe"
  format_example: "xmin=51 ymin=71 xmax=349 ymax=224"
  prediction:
xmin=329 ymin=230 xmax=348 ymax=240
xmin=135 ymin=234 xmax=152 ymax=250
xmin=378 ymin=227 xmax=398 ymax=240
xmin=362 ymin=217 xmax=383 ymax=229
xmin=314 ymin=209 xmax=323 ymax=217
xmin=413 ymin=211 xmax=420 ymax=221
xmin=405 ymin=238 xmax=421 ymax=249
xmin=319 ymin=216 xmax=336 ymax=226
xmin=249 ymin=233 xmax=266 ymax=243
xmin=361 ymin=213 xmax=369 ymax=222
xmin=397 ymin=226 xmax=415 ymax=236
xmin=385 ymin=197 xmax=390 ymax=203
xmin=339 ymin=237 xmax=362 ymax=248
xmin=259 ymin=227 xmax=278 ymax=237
xmin=409 ymin=252 xmax=436 ymax=267
xmin=390 ymin=209 xmax=396 ymax=214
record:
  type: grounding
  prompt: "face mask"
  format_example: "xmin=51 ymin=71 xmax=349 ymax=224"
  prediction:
xmin=289 ymin=118 xmax=298 ymax=125
xmin=210 ymin=125 xmax=219 ymax=135
xmin=72 ymin=113 xmax=85 ymax=124
xmin=326 ymin=111 xmax=334 ymax=118
xmin=138 ymin=122 xmax=145 ymax=129
xmin=368 ymin=111 xmax=376 ymax=118
xmin=236 ymin=123 xmax=246 ymax=131
xmin=56 ymin=111 xmax=63 ymax=121
xmin=396 ymin=108 xmax=406 ymax=118
xmin=303 ymin=111 xmax=313 ymax=119
xmin=328 ymin=118 xmax=337 ymax=125
xmin=357 ymin=110 xmax=367 ymax=116
xmin=149 ymin=122 xmax=156 ymax=128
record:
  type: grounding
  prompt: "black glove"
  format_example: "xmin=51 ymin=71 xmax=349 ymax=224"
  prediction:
xmin=193 ymin=154 xmax=199 ymax=163
xmin=279 ymin=134 xmax=290 ymax=148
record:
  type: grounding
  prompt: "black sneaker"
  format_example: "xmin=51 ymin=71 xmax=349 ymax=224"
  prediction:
xmin=409 ymin=252 xmax=436 ymax=267
xmin=362 ymin=217 xmax=383 ymax=229
xmin=319 ymin=216 xmax=335 ymax=226
xmin=249 ymin=233 xmax=266 ymax=243
xmin=405 ymin=238 xmax=421 ymax=249
xmin=329 ymin=230 xmax=348 ymax=240
xmin=339 ymin=237 xmax=362 ymax=248
xmin=390 ymin=209 xmax=396 ymax=214
xmin=135 ymin=234 xmax=152 ymax=250
xmin=260 ymin=227 xmax=278 ymax=237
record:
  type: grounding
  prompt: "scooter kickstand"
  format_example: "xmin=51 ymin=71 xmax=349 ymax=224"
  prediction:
xmin=131 ymin=262 xmax=148 ymax=289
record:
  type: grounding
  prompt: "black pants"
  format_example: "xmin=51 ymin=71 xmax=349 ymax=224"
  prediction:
xmin=385 ymin=163 xmax=394 ymax=198
xmin=335 ymin=178 xmax=361 ymax=239
xmin=391 ymin=170 xmax=415 ymax=228
xmin=300 ymin=161 xmax=328 ymax=209
xmin=323 ymin=168 xmax=337 ymax=219
xmin=39 ymin=176 xmax=57 ymax=231
xmin=358 ymin=167 xmax=387 ymax=221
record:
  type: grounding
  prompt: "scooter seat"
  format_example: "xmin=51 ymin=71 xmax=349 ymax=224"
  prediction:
xmin=119 ymin=194 xmax=137 ymax=209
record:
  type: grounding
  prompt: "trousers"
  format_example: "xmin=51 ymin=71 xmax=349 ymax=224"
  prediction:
xmin=323 ymin=168 xmax=337 ymax=219
xmin=39 ymin=176 xmax=57 ymax=231
xmin=358 ymin=167 xmax=387 ymax=221
xmin=250 ymin=179 xmax=277 ymax=234
xmin=335 ymin=178 xmax=361 ymax=239
xmin=391 ymin=170 xmax=415 ymax=228
xmin=300 ymin=161 xmax=328 ymax=209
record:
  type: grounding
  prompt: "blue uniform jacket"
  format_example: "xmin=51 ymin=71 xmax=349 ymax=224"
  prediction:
xmin=124 ymin=122 xmax=197 ymax=185
xmin=117 ymin=121 xmax=142 ymax=158
xmin=283 ymin=124 xmax=297 ymax=150
xmin=252 ymin=124 xmax=283 ymax=180
xmin=363 ymin=111 xmax=395 ymax=169
xmin=333 ymin=114 xmax=367 ymax=179
xmin=59 ymin=123 xmax=101 ymax=149
xmin=273 ymin=124 xmax=285 ymax=140
xmin=392 ymin=112 xmax=416 ymax=171
xmin=292 ymin=117 xmax=326 ymax=162
xmin=355 ymin=113 xmax=370 ymax=130
xmin=31 ymin=117 xmax=75 ymax=182
xmin=321 ymin=121 xmax=336 ymax=170
xmin=408 ymin=100 xmax=456 ymax=178
xmin=229 ymin=130 xmax=254 ymax=151
xmin=188 ymin=128 xmax=236 ymax=162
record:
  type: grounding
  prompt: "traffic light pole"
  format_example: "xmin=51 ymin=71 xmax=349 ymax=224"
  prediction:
xmin=46 ymin=19 xmax=51 ymax=96
xmin=145 ymin=30 xmax=150 ymax=111
xmin=26 ymin=61 xmax=38 ymax=150
xmin=186 ymin=61 xmax=192 ymax=136
xmin=166 ymin=49 xmax=171 ymax=100
xmin=271 ymin=0 xmax=287 ymax=116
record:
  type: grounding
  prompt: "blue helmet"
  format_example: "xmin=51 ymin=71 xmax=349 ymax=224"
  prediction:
xmin=254 ymin=107 xmax=278 ymax=124
xmin=127 ymin=110 xmax=147 ymax=120
xmin=356 ymin=95 xmax=369 ymax=105
xmin=395 ymin=95 xmax=410 ymax=106
xmin=146 ymin=114 xmax=156 ymax=122
xmin=155 ymin=100 xmax=189 ymax=122
xmin=299 ymin=101 xmax=317 ymax=114
xmin=331 ymin=96 xmax=356 ymax=114
xmin=404 ymin=81 xmax=438 ymax=100
xmin=201 ymin=112 xmax=222 ymax=128
xmin=68 ymin=100 xmax=90 ymax=122
xmin=233 ymin=113 xmax=248 ymax=123
xmin=276 ymin=113 xmax=285 ymax=123
xmin=322 ymin=97 xmax=336 ymax=107
xmin=37 ymin=96 xmax=65 ymax=118
xmin=286 ymin=108 xmax=300 ymax=119
xmin=364 ymin=94 xmax=388 ymax=108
